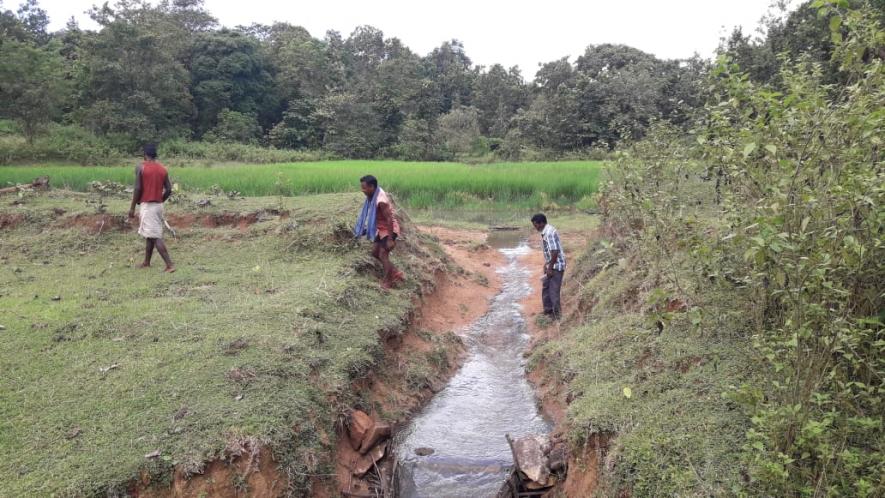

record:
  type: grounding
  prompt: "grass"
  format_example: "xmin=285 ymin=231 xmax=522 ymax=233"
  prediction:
xmin=0 ymin=190 xmax=448 ymax=496
xmin=528 ymin=236 xmax=758 ymax=496
xmin=0 ymin=160 xmax=604 ymax=210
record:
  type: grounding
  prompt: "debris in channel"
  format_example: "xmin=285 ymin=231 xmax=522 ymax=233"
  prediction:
xmin=497 ymin=433 xmax=569 ymax=497
xmin=341 ymin=409 xmax=397 ymax=497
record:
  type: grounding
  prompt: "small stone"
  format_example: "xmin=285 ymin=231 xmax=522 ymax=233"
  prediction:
xmin=414 ymin=447 xmax=434 ymax=456
xmin=145 ymin=449 xmax=161 ymax=459
xmin=512 ymin=434 xmax=552 ymax=484
xmin=0 ymin=325 xmax=5 ymax=331
xmin=548 ymin=444 xmax=568 ymax=472
xmin=358 ymin=422 xmax=391 ymax=455
xmin=347 ymin=410 xmax=374 ymax=451
xmin=51 ymin=296 xmax=61 ymax=301
xmin=352 ymin=441 xmax=386 ymax=477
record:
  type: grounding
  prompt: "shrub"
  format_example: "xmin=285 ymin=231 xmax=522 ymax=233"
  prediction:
xmin=598 ymin=3 xmax=883 ymax=495
xmin=0 ymin=124 xmax=124 ymax=165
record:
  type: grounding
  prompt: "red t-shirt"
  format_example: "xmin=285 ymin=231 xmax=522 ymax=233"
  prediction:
xmin=138 ymin=161 xmax=168 ymax=203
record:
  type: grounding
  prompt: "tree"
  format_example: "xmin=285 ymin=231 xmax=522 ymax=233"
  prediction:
xmin=1 ymin=0 xmax=47 ymax=45
xmin=0 ymin=39 xmax=68 ymax=142
xmin=260 ymin=22 xmax=335 ymax=102
xmin=423 ymin=40 xmax=475 ymax=112
xmin=203 ymin=109 xmax=260 ymax=143
xmin=15 ymin=0 xmax=47 ymax=43
xmin=438 ymin=106 xmax=481 ymax=156
xmin=268 ymin=96 xmax=318 ymax=149
xmin=188 ymin=29 xmax=276 ymax=137
xmin=77 ymin=0 xmax=204 ymax=144
xmin=473 ymin=64 xmax=528 ymax=137
xmin=515 ymin=57 xmax=583 ymax=152
xmin=313 ymin=92 xmax=385 ymax=158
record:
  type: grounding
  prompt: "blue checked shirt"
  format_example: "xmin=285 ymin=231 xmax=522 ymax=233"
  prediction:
xmin=541 ymin=224 xmax=566 ymax=272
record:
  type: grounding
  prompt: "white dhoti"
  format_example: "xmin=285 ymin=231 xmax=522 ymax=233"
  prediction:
xmin=138 ymin=202 xmax=165 ymax=239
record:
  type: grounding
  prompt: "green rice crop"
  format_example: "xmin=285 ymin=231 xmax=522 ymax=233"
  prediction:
xmin=0 ymin=160 xmax=604 ymax=209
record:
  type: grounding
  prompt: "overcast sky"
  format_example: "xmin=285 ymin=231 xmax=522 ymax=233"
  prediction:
xmin=38 ymin=0 xmax=791 ymax=79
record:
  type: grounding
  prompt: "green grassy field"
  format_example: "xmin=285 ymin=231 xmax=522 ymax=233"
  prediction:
xmin=0 ymin=190 xmax=454 ymax=496
xmin=0 ymin=160 xmax=604 ymax=210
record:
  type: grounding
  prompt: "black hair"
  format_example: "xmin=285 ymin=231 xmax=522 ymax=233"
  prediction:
xmin=360 ymin=175 xmax=378 ymax=187
xmin=144 ymin=143 xmax=158 ymax=160
xmin=531 ymin=213 xmax=547 ymax=224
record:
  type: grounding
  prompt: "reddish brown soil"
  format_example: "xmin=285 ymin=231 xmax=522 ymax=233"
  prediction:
xmin=0 ymin=213 xmax=24 ymax=230
xmin=135 ymin=446 xmax=285 ymax=498
xmin=413 ymin=226 xmax=505 ymax=334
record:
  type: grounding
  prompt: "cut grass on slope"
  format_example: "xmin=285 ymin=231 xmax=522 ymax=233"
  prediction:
xmin=0 ymin=160 xmax=604 ymax=210
xmin=0 ymin=191 xmax=447 ymax=496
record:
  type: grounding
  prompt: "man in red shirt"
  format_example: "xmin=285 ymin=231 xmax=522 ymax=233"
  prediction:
xmin=128 ymin=144 xmax=175 ymax=272
xmin=354 ymin=175 xmax=404 ymax=289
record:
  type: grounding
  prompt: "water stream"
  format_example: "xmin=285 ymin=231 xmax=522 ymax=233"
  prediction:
xmin=395 ymin=237 xmax=551 ymax=497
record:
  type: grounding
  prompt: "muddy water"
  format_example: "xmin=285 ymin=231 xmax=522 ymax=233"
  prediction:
xmin=395 ymin=239 xmax=551 ymax=497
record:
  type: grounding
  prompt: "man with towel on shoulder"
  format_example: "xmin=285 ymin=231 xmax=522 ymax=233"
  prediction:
xmin=354 ymin=175 xmax=404 ymax=289
xmin=128 ymin=144 xmax=175 ymax=273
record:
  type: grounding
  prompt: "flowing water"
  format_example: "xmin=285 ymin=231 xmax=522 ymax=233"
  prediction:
xmin=395 ymin=237 xmax=551 ymax=497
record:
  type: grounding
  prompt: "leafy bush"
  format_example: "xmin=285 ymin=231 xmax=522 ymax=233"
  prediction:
xmin=595 ymin=3 xmax=883 ymax=495
xmin=203 ymin=109 xmax=262 ymax=144
xmin=0 ymin=124 xmax=124 ymax=164
xmin=159 ymin=139 xmax=324 ymax=163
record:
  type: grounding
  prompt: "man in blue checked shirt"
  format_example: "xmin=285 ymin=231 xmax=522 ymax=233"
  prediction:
xmin=531 ymin=213 xmax=566 ymax=319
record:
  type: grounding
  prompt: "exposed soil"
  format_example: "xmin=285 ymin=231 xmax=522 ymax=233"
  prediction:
xmin=413 ymin=226 xmax=505 ymax=334
xmin=135 ymin=445 xmax=285 ymax=498
xmin=0 ymin=213 xmax=25 ymax=230
xmin=132 ymin=226 xmax=505 ymax=498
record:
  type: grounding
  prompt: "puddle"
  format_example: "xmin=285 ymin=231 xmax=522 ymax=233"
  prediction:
xmin=486 ymin=229 xmax=527 ymax=250
xmin=395 ymin=242 xmax=551 ymax=497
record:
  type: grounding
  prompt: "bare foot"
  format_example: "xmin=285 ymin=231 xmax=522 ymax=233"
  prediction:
xmin=164 ymin=266 xmax=176 ymax=273
xmin=391 ymin=270 xmax=405 ymax=283
xmin=138 ymin=263 xmax=150 ymax=268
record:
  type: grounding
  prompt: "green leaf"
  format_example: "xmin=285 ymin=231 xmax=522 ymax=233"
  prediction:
xmin=765 ymin=144 xmax=777 ymax=155
xmin=743 ymin=142 xmax=757 ymax=158
xmin=623 ymin=387 xmax=632 ymax=399
xmin=829 ymin=15 xmax=842 ymax=34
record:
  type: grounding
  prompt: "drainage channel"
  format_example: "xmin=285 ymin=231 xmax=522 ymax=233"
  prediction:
xmin=394 ymin=237 xmax=551 ymax=497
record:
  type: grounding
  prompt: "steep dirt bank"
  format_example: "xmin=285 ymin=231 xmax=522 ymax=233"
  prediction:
xmin=132 ymin=227 xmax=504 ymax=498
xmin=518 ymin=229 xmax=606 ymax=498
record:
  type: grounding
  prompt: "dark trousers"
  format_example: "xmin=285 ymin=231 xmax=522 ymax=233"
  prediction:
xmin=542 ymin=270 xmax=564 ymax=317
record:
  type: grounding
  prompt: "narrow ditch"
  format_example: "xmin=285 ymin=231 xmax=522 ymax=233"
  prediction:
xmin=393 ymin=233 xmax=552 ymax=497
